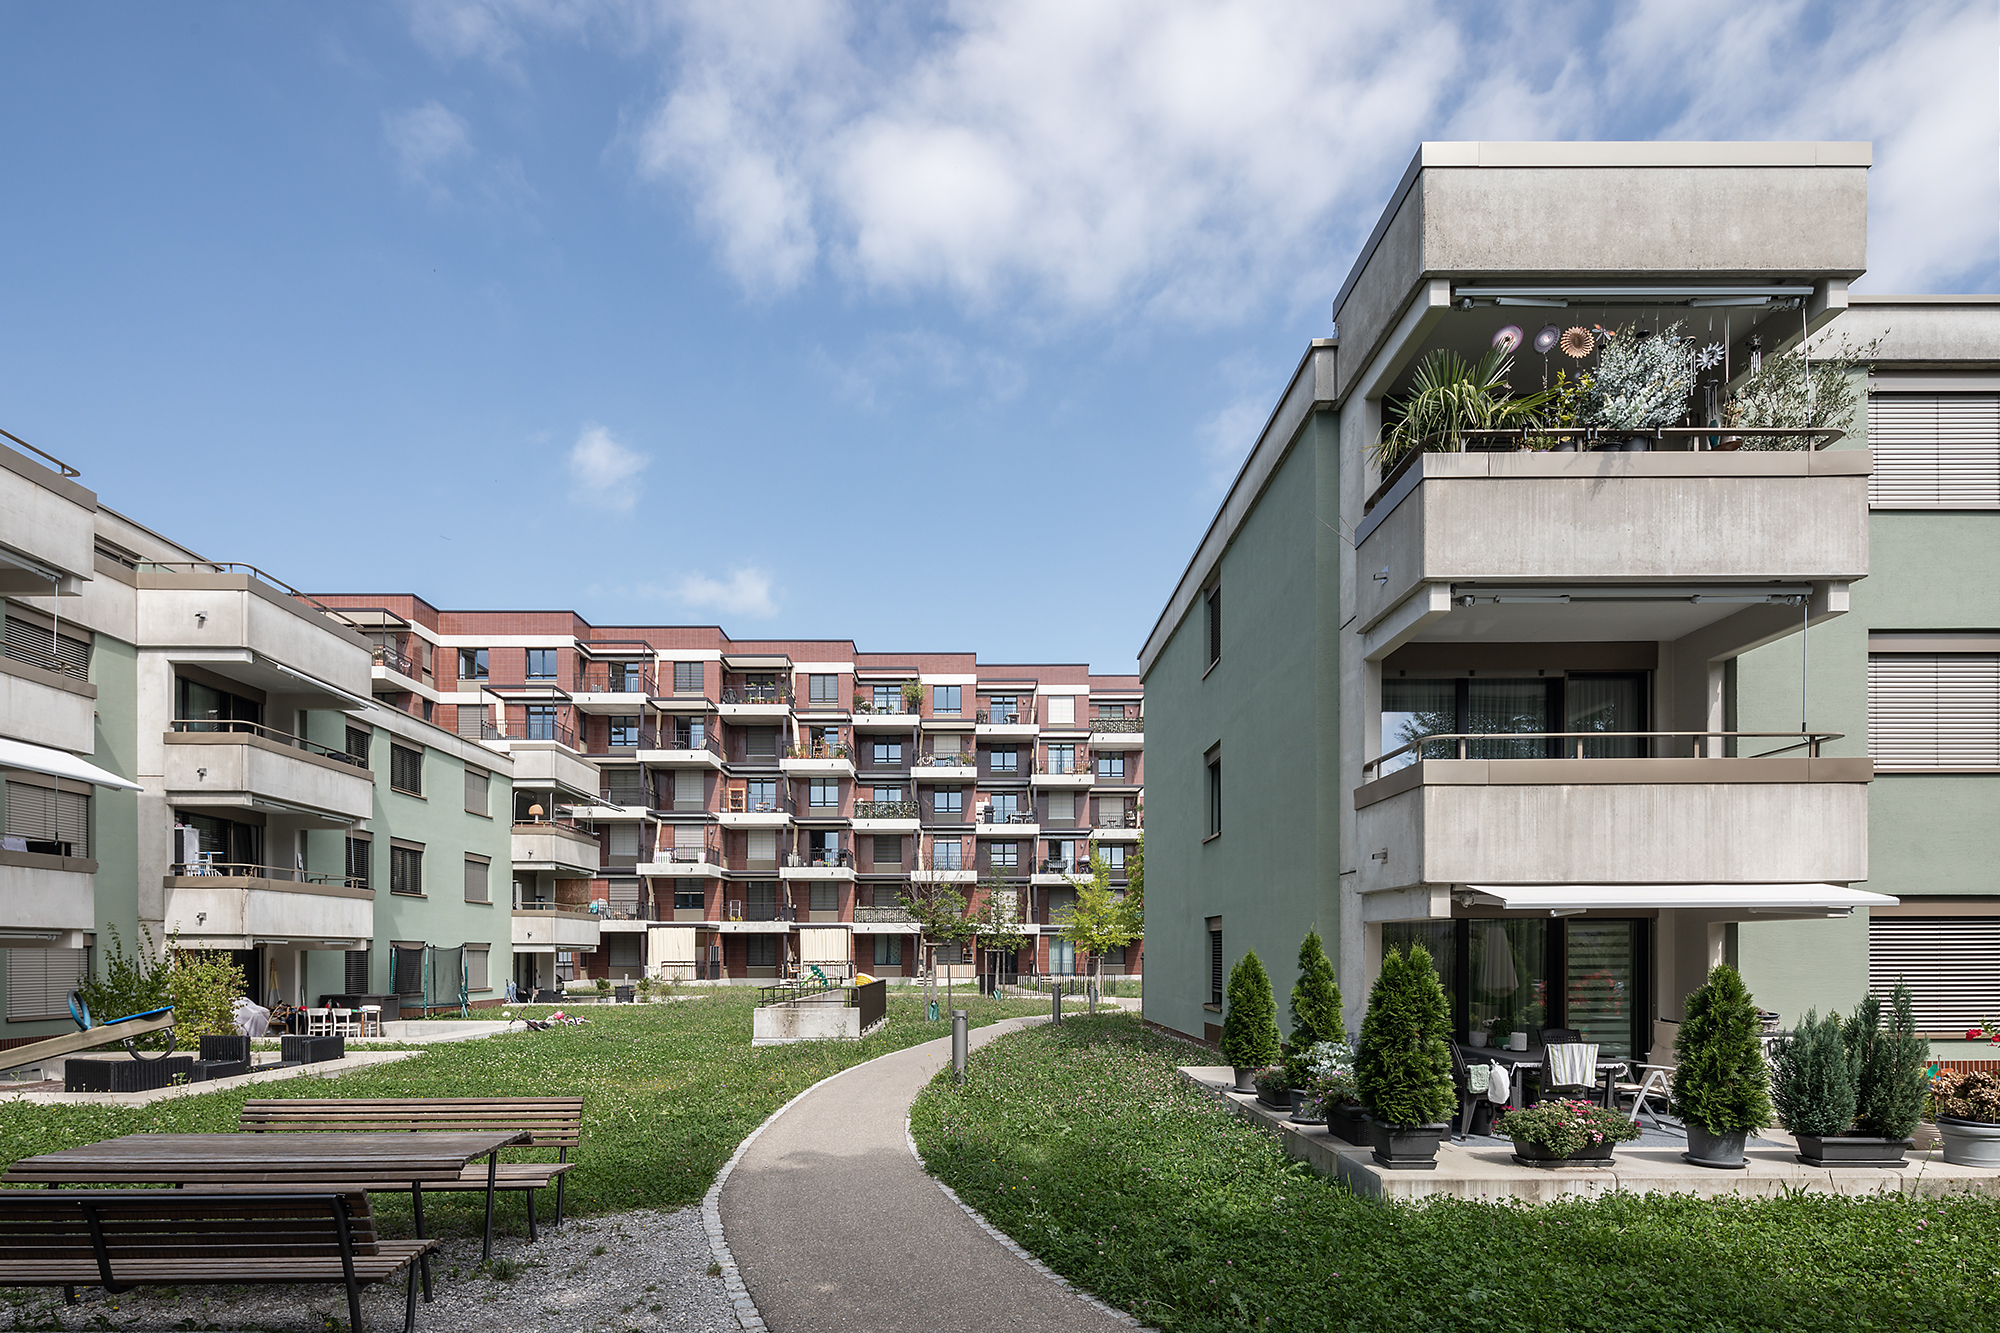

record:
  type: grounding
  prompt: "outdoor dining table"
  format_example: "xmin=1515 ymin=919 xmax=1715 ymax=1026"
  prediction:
xmin=1470 ymin=1047 xmax=1629 ymax=1111
xmin=3 ymin=1130 xmax=529 ymax=1271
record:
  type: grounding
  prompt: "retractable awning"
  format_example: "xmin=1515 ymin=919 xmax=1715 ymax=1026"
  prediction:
xmin=0 ymin=737 xmax=142 ymax=791
xmin=1463 ymin=884 xmax=1898 ymax=914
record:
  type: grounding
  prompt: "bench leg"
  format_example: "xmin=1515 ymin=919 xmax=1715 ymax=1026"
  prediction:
xmin=347 ymin=1273 xmax=366 ymax=1333
xmin=526 ymin=1187 xmax=538 ymax=1243
xmin=411 ymin=1186 xmax=431 ymax=1302
xmin=482 ymin=1152 xmax=498 ymax=1262
xmin=555 ymin=1172 xmax=566 ymax=1228
xmin=404 ymin=1257 xmax=421 ymax=1333
xmin=63 ymin=1285 xmax=75 ymax=1305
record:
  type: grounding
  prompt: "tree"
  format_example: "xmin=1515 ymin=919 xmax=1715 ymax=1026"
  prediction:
xmin=1848 ymin=981 xmax=1930 ymax=1141
xmin=1670 ymin=964 xmax=1775 ymax=1136
xmin=1354 ymin=944 xmax=1455 ymax=1126
xmin=900 ymin=879 xmax=977 ymax=1009
xmin=1220 ymin=949 xmax=1281 ymax=1071
xmin=1769 ymin=1009 xmax=1856 ymax=1138
xmin=1288 ymin=927 xmax=1343 ymax=1051
xmin=971 ymin=878 xmax=1030 ymax=986
xmin=1058 ymin=849 xmax=1141 ymax=994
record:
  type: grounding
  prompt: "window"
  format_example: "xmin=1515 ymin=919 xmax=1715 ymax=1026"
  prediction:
xmin=605 ymin=770 xmax=646 ymax=807
xmin=2 ymin=614 xmax=90 ymax=680
xmin=1868 ymin=652 xmax=2000 ymax=769
xmin=390 ymin=744 xmax=423 ymax=795
xmin=673 ymin=769 xmax=704 ymax=810
xmin=1100 ymin=844 xmax=1126 ymax=871
xmin=809 ymin=674 xmax=839 ymax=708
xmin=1047 ymin=743 xmax=1076 ymax=774
xmin=871 ymin=785 xmax=903 ymax=804
xmin=458 ymin=648 xmax=488 ymax=681
xmin=1209 ymin=928 xmax=1224 ymax=1006
xmin=344 ymin=950 xmax=370 ymax=993
xmin=810 ymin=778 xmax=840 ymax=810
xmin=1871 ymin=916 xmax=2000 ymax=1030
xmin=872 ymin=739 xmax=904 ymax=767
xmin=1097 ymin=703 xmax=1125 ymax=720
xmin=745 ymin=778 xmax=778 ymax=811
xmin=464 ymin=766 xmax=489 ymax=816
xmin=525 ymin=705 xmax=559 ymax=741
xmin=608 ymin=824 xmax=640 ymax=865
xmin=933 ymin=684 xmax=961 ymax=715
xmin=3 ymin=780 xmax=89 ymax=858
xmin=874 ymin=935 xmax=903 ymax=966
xmin=6 ymin=947 xmax=89 ymax=1021
xmin=1097 ymin=796 xmax=1127 ymax=827
xmin=1206 ymin=750 xmax=1222 ymax=837
xmin=1046 ymin=790 xmax=1076 ymax=826
xmin=1868 ymin=393 xmax=2000 ymax=508
xmin=990 ymin=841 xmax=1018 ymax=868
xmin=526 ymin=648 xmax=558 ymax=680
xmin=1046 ymin=838 xmax=1079 ymax=870
xmin=872 ymin=684 xmax=902 ymax=712
xmin=675 ymin=881 xmax=706 ymax=911
xmin=1048 ymin=695 xmax=1074 ymax=726
xmin=1095 ymin=751 xmax=1126 ymax=780
xmin=390 ymin=843 xmax=424 ymax=896
xmin=176 ymin=675 xmax=261 ymax=728
xmin=456 ymin=702 xmax=487 ymax=739
xmin=1206 ymin=584 xmax=1221 ymax=668
xmin=933 ymin=839 xmax=963 ymax=870
xmin=674 ymin=661 xmax=704 ymax=693
xmin=985 ymin=695 xmax=1019 ymax=723
xmin=810 ymin=882 xmax=836 ymax=912
xmin=932 ymin=734 xmax=963 ymax=760
xmin=609 ymin=715 xmax=640 ymax=747
xmin=746 ymin=936 xmax=778 ymax=968
xmin=464 ymin=855 xmax=490 ymax=903
xmin=345 ymin=726 xmax=371 ymax=767
xmin=745 ymin=726 xmax=778 ymax=760
xmin=674 ymin=718 xmax=707 ymax=749
xmin=932 ymin=786 xmax=963 ymax=817
xmin=345 ymin=835 xmax=370 ymax=889
xmin=988 ymin=746 xmax=1018 ymax=774
xmin=1049 ymin=937 xmax=1076 ymax=975
xmin=466 ymin=945 xmax=491 ymax=992
xmin=987 ymin=792 xmax=1020 ymax=822
xmin=873 ymin=834 xmax=902 ymax=866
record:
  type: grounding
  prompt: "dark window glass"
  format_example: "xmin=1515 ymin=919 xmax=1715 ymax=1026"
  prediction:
xmin=674 ymin=661 xmax=703 ymax=693
xmin=990 ymin=841 xmax=1018 ymax=868
xmin=526 ymin=648 xmax=557 ymax=680
xmin=1095 ymin=751 xmax=1125 ymax=779
xmin=872 ymin=739 xmax=903 ymax=767
xmin=459 ymin=648 xmax=488 ymax=680
xmin=988 ymin=747 xmax=1018 ymax=773
xmin=390 ymin=844 xmax=423 ymax=895
xmin=1210 ymin=930 xmax=1223 ymax=1005
xmin=390 ymin=744 xmax=423 ymax=795
xmin=345 ymin=726 xmax=371 ymax=767
xmin=345 ymin=836 xmax=370 ymax=888
xmin=933 ymin=786 xmax=963 ymax=816
xmin=809 ymin=674 xmax=838 ymax=707
xmin=1206 ymin=586 xmax=1221 ymax=667
xmin=609 ymin=715 xmax=639 ymax=747
xmin=525 ymin=705 xmax=559 ymax=741
xmin=1206 ymin=756 xmax=1221 ymax=836
xmin=933 ymin=685 xmax=961 ymax=715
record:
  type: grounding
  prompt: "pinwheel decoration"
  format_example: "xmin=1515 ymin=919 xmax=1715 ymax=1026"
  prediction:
xmin=1533 ymin=324 xmax=1560 ymax=355
xmin=1559 ymin=326 xmax=1596 ymax=359
xmin=1491 ymin=325 xmax=1524 ymax=354
xmin=1695 ymin=341 xmax=1725 ymax=372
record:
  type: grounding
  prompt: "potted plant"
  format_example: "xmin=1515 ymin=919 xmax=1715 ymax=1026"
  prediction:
xmin=1307 ymin=1052 xmax=1366 ymax=1144
xmin=1284 ymin=928 xmax=1344 ymax=1113
xmin=1493 ymin=1098 xmax=1640 ymax=1167
xmin=1370 ymin=347 xmax=1555 ymax=475
xmin=1931 ymin=1025 xmax=2000 ymax=1167
xmin=1220 ymin=949 xmax=1281 ymax=1092
xmin=1355 ymin=943 xmax=1456 ymax=1170
xmin=1585 ymin=322 xmax=1696 ymax=449
xmin=1290 ymin=1039 xmax=1351 ymax=1126
xmin=900 ymin=680 xmax=924 ymax=713
xmin=1834 ymin=984 xmax=1928 ymax=1165
xmin=1769 ymin=1008 xmax=1860 ymax=1160
xmin=1669 ymin=964 xmax=1775 ymax=1168
xmin=1252 ymin=1065 xmax=1292 ymax=1111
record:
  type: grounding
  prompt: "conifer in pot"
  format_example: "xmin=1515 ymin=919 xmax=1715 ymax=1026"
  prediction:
xmin=1670 ymin=964 xmax=1774 ymax=1168
xmin=1355 ymin=944 xmax=1455 ymax=1169
xmin=1220 ymin=949 xmax=1280 ymax=1092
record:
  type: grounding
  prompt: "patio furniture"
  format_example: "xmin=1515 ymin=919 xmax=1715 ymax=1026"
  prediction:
xmin=359 ymin=1005 xmax=384 ymax=1037
xmin=1481 ymin=1046 xmax=1627 ymax=1110
xmin=0 ymin=1191 xmax=440 ymax=1333
xmin=1614 ymin=1019 xmax=1681 ymax=1126
xmin=1542 ymin=1042 xmax=1603 ymax=1101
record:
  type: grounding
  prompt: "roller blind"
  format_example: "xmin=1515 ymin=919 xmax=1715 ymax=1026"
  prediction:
xmin=748 ymin=830 xmax=777 ymax=862
xmin=3 ymin=782 xmax=88 ymax=858
xmin=745 ymin=727 xmax=777 ymax=758
xmin=455 ymin=704 xmax=486 ymax=739
xmin=608 ymin=825 xmax=640 ymax=862
xmin=1048 ymin=696 xmax=1073 ymax=725
xmin=6 ymin=947 xmax=89 ymax=1021
xmin=464 ymin=767 xmax=489 ymax=816
xmin=3 ymin=616 xmax=90 ymax=680
xmin=1868 ymin=393 xmax=2000 ymax=508
xmin=463 ymin=856 xmax=490 ymax=903
xmin=1869 ymin=917 xmax=2000 ymax=1029
xmin=674 ymin=823 xmax=704 ymax=851
xmin=1867 ymin=654 xmax=2000 ymax=769
xmin=465 ymin=946 xmax=490 ymax=992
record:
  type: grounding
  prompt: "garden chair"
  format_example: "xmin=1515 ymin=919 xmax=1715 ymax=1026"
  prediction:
xmin=1541 ymin=1042 xmax=1599 ymax=1103
xmin=1615 ymin=1019 xmax=1680 ymax=1126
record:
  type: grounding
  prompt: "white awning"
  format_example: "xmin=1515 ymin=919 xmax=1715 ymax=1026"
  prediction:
xmin=0 ymin=737 xmax=143 ymax=791
xmin=1463 ymin=883 xmax=1899 ymax=914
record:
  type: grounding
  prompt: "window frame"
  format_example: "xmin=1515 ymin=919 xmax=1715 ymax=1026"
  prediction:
xmin=463 ymin=854 xmax=491 ymax=904
xmin=458 ymin=648 xmax=489 ymax=681
xmin=389 ymin=842 xmax=425 ymax=897
xmin=389 ymin=744 xmax=424 ymax=796
xmin=525 ymin=648 xmax=558 ymax=681
xmin=933 ymin=684 xmax=961 ymax=715
xmin=1205 ymin=584 xmax=1221 ymax=671
xmin=1205 ymin=749 xmax=1222 ymax=839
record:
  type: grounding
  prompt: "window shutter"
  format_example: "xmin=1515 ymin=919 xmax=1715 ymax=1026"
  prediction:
xmin=609 ymin=825 xmax=640 ymax=861
xmin=5 ymin=781 xmax=57 ymax=841
xmin=55 ymin=790 xmax=89 ymax=858
xmin=674 ymin=769 xmax=704 ymax=808
xmin=1868 ymin=654 xmax=2000 ymax=769
xmin=1049 ymin=791 xmax=1075 ymax=822
xmin=1048 ymin=696 xmax=1073 ymax=725
xmin=466 ymin=946 xmax=490 ymax=992
xmin=674 ymin=823 xmax=704 ymax=851
xmin=6 ymin=947 xmax=89 ymax=1021
xmin=463 ymin=857 xmax=490 ymax=902
xmin=464 ymin=767 xmax=488 ymax=815
xmin=934 ymin=734 xmax=961 ymax=757
xmin=1868 ymin=393 xmax=2000 ymax=508
xmin=746 ymin=727 xmax=776 ymax=758
xmin=344 ymin=950 xmax=370 ymax=992
xmin=1869 ymin=917 xmax=2000 ymax=1029
xmin=748 ymin=830 xmax=777 ymax=862
xmin=456 ymin=704 xmax=486 ymax=739
xmin=3 ymin=617 xmax=90 ymax=679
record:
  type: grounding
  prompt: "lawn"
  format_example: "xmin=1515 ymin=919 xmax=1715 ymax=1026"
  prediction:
xmin=0 ymin=989 xmax=1045 ymax=1233
xmin=908 ymin=1013 xmax=2000 ymax=1333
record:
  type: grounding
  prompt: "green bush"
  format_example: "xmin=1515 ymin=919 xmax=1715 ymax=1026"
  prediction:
xmin=1670 ymin=965 xmax=1774 ymax=1136
xmin=1219 ymin=950 xmax=1280 ymax=1070
xmin=1354 ymin=944 xmax=1454 ymax=1127
xmin=167 ymin=952 xmax=246 ymax=1039
xmin=1849 ymin=981 xmax=1929 ymax=1140
xmin=1288 ymin=928 xmax=1343 ymax=1050
xmin=1770 ymin=1009 xmax=1856 ymax=1138
xmin=72 ymin=925 xmax=244 ymax=1047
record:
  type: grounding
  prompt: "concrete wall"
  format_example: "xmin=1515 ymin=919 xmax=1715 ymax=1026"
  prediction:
xmin=134 ymin=577 xmax=372 ymax=698
xmin=161 ymin=732 xmax=376 ymax=823
xmin=0 ymin=449 xmax=96 ymax=589
xmin=0 ymin=656 xmax=97 ymax=752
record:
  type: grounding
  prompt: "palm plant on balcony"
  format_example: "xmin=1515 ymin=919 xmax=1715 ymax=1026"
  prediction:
xmin=1354 ymin=943 xmax=1455 ymax=1169
xmin=1220 ymin=949 xmax=1280 ymax=1092
xmin=1670 ymin=964 xmax=1774 ymax=1168
xmin=1372 ymin=348 xmax=1555 ymax=472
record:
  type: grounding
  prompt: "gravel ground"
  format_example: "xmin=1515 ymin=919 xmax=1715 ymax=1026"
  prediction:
xmin=0 ymin=1206 xmax=740 ymax=1333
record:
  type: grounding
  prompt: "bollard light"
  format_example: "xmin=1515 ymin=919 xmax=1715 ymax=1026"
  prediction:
xmin=951 ymin=1009 xmax=968 ymax=1083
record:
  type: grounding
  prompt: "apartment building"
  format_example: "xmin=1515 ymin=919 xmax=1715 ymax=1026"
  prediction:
xmin=311 ymin=597 xmax=1145 ymax=987
xmin=0 ymin=437 xmax=512 ymax=1050
xmin=1142 ymin=142 xmax=1997 ymax=1067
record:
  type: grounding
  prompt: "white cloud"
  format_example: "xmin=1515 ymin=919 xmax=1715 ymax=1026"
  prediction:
xmin=566 ymin=424 xmax=648 ymax=512
xmin=671 ymin=567 xmax=779 ymax=618
xmin=812 ymin=329 xmax=1024 ymax=409
xmin=383 ymin=101 xmax=473 ymax=192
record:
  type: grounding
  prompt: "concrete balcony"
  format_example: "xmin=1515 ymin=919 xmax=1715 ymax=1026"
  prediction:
xmin=511 ymin=905 xmax=601 ymax=951
xmin=162 ymin=870 xmax=372 ymax=950
xmin=0 ymin=442 xmax=95 ymax=598
xmin=780 ymin=754 xmax=856 ymax=777
xmin=717 ymin=808 xmax=791 ymax=830
xmin=136 ymin=567 xmax=374 ymax=705
xmin=780 ymin=863 xmax=856 ymax=882
xmin=0 ymin=849 xmax=97 ymax=948
xmin=976 ymin=817 xmax=1039 ymax=837
xmin=163 ymin=724 xmax=375 ymax=826
xmin=1352 ymin=746 xmax=1872 ymax=917
xmin=1031 ymin=769 xmax=1094 ymax=789
xmin=1354 ymin=451 xmax=1871 ymax=654
xmin=852 ymin=710 xmax=920 ymax=730
xmin=511 ymin=821 xmax=601 ymax=876
xmin=975 ymin=716 xmax=1039 ymax=739
xmin=1090 ymin=822 xmax=1144 ymax=841
xmin=506 ymin=743 xmax=602 ymax=798
xmin=851 ymin=801 xmax=919 ymax=833
xmin=0 ymin=652 xmax=96 ymax=753
xmin=637 ymin=849 xmax=725 ymax=878
xmin=910 ymin=868 xmax=976 ymax=885
xmin=912 ymin=759 xmax=977 ymax=781
xmin=1089 ymin=720 xmax=1145 ymax=746
xmin=636 ymin=742 xmax=725 ymax=769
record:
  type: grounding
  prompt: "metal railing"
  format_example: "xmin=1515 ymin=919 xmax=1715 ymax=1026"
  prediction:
xmin=169 ymin=718 xmax=368 ymax=769
xmin=976 ymin=709 xmax=1030 ymax=725
xmin=722 ymin=685 xmax=792 ymax=706
xmin=787 ymin=740 xmax=852 ymax=760
xmin=1094 ymin=811 xmax=1142 ymax=829
xmin=170 ymin=859 xmax=367 ymax=890
xmin=517 ymin=717 xmax=578 ymax=749
xmin=657 ymin=729 xmax=723 ymax=756
xmin=1091 ymin=717 xmax=1143 ymax=733
xmin=371 ymin=644 xmax=420 ymax=678
xmin=133 ymin=560 xmax=354 ymax=623
xmin=854 ymin=800 xmax=918 ymax=819
xmin=511 ymin=899 xmax=596 ymax=913
xmin=512 ymin=815 xmax=598 ymax=838
xmin=668 ymin=845 xmax=722 ymax=864
xmin=2 ymin=638 xmax=87 ymax=682
xmin=1 ymin=425 xmax=81 ymax=477
xmin=787 ymin=850 xmax=855 ymax=869
xmin=977 ymin=807 xmax=1039 ymax=825
xmin=853 ymin=698 xmax=921 ymax=715
xmin=726 ymin=786 xmax=794 ymax=815
xmin=1361 ymin=730 xmax=1847 ymax=782
xmin=1034 ymin=754 xmax=1091 ymax=775
xmin=576 ymin=663 xmax=657 ymax=695
xmin=914 ymin=753 xmax=975 ymax=769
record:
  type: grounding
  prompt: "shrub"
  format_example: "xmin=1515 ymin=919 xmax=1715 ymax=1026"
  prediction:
xmin=1219 ymin=950 xmax=1280 ymax=1070
xmin=1494 ymin=1099 xmax=1641 ymax=1155
xmin=1769 ymin=1009 xmax=1856 ymax=1138
xmin=1670 ymin=964 xmax=1774 ymax=1136
xmin=1848 ymin=982 xmax=1929 ymax=1140
xmin=1586 ymin=322 xmax=1696 ymax=431
xmin=1355 ymin=944 xmax=1455 ymax=1127
xmin=73 ymin=925 xmax=243 ymax=1046
xmin=1931 ymin=1069 xmax=2000 ymax=1124
xmin=1288 ymin=927 xmax=1343 ymax=1051
xmin=166 ymin=951 xmax=246 ymax=1039
xmin=595 ymin=977 xmax=612 ymax=994
xmin=1252 ymin=1066 xmax=1290 ymax=1101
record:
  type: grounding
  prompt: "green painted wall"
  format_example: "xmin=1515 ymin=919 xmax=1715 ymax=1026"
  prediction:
xmin=1141 ymin=410 xmax=1342 ymax=1043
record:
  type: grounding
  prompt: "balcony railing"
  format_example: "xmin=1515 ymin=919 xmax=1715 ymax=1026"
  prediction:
xmin=914 ymin=753 xmax=975 ymax=769
xmin=667 ymin=844 xmax=722 ymax=864
xmin=1090 ymin=717 xmax=1143 ymax=733
xmin=1094 ymin=810 xmax=1143 ymax=829
xmin=170 ymin=718 xmax=369 ymax=769
xmin=854 ymin=697 xmax=921 ymax=715
xmin=658 ymin=729 xmax=723 ymax=756
xmin=1034 ymin=754 xmax=1090 ymax=775
xmin=722 ymin=686 xmax=792 ymax=706
xmin=516 ymin=717 xmax=578 ymax=749
xmin=370 ymin=644 xmax=421 ymax=679
xmin=576 ymin=663 xmax=657 ymax=695
xmin=977 ymin=807 xmax=1039 ymax=825
xmin=787 ymin=740 xmax=852 ymax=760
xmin=599 ymin=788 xmax=653 ymax=809
xmin=512 ymin=815 xmax=598 ymax=838
xmin=171 ymin=859 xmax=367 ymax=890
xmin=1040 ymin=859 xmax=1079 ymax=876
xmin=512 ymin=899 xmax=597 ymax=914
xmin=786 ymin=850 xmax=855 ymax=869
xmin=727 ymin=899 xmax=797 ymax=923
xmin=1360 ymin=730 xmax=1845 ymax=783
xmin=726 ymin=787 xmax=794 ymax=815
xmin=976 ymin=709 xmax=1030 ymax=725
xmin=854 ymin=800 xmax=918 ymax=819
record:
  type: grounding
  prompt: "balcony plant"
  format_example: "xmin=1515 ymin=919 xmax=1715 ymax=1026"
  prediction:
xmin=1493 ymin=1098 xmax=1640 ymax=1167
xmin=1669 ymin=964 xmax=1775 ymax=1168
xmin=1371 ymin=348 xmax=1555 ymax=472
xmin=900 ymin=680 xmax=925 ymax=713
xmin=1355 ymin=943 xmax=1455 ymax=1169
xmin=1584 ymin=322 xmax=1696 ymax=446
xmin=1722 ymin=334 xmax=1878 ymax=447
xmin=1252 ymin=1064 xmax=1292 ymax=1110
xmin=1220 ymin=949 xmax=1281 ymax=1092
xmin=1930 ymin=1060 xmax=2000 ymax=1168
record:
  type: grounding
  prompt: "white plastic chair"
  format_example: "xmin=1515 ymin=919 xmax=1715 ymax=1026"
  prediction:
xmin=358 ymin=1005 xmax=383 ymax=1037
xmin=306 ymin=1007 xmax=333 ymax=1037
xmin=331 ymin=1007 xmax=357 ymax=1037
xmin=1617 ymin=1019 xmax=1681 ymax=1126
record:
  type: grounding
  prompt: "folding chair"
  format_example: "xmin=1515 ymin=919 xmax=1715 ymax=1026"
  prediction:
xmin=1542 ymin=1042 xmax=1599 ymax=1103
xmin=1615 ymin=1019 xmax=1680 ymax=1126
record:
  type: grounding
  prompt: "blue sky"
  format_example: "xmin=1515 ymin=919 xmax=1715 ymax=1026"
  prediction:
xmin=2 ymin=1 xmax=1994 ymax=672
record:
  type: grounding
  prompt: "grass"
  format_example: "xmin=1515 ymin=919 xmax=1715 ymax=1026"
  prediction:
xmin=909 ymin=1013 xmax=2000 ymax=1333
xmin=0 ymin=989 xmax=1043 ymax=1233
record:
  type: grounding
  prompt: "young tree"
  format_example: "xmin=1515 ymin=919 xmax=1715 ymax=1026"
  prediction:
xmin=1848 ymin=980 xmax=1930 ymax=1141
xmin=1354 ymin=944 xmax=1455 ymax=1126
xmin=1058 ymin=848 xmax=1141 ymax=1000
xmin=900 ymin=879 xmax=975 ymax=1009
xmin=1220 ymin=948 xmax=1281 ymax=1072
xmin=1670 ymin=964 xmax=1775 ymax=1136
xmin=1288 ymin=927 xmax=1343 ymax=1051
xmin=971 ymin=878 xmax=1030 ymax=989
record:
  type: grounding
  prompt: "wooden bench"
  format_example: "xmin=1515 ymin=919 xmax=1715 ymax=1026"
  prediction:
xmin=0 ymin=1191 xmax=440 ymax=1333
xmin=239 ymin=1098 xmax=583 ymax=1240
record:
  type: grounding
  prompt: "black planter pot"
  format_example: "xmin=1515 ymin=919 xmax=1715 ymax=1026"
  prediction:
xmin=282 ymin=1034 xmax=344 ymax=1065
xmin=1328 ymin=1103 xmax=1369 ymax=1146
xmin=65 ymin=1056 xmax=194 ymax=1093
xmin=1795 ymin=1134 xmax=1913 ymax=1168
xmin=1289 ymin=1089 xmax=1325 ymax=1124
xmin=1510 ymin=1138 xmax=1617 ymax=1168
xmin=1683 ymin=1123 xmax=1749 ymax=1169
xmin=1232 ymin=1067 xmax=1257 ymax=1094
xmin=1366 ymin=1116 xmax=1446 ymax=1171
xmin=1255 ymin=1085 xmax=1290 ymax=1111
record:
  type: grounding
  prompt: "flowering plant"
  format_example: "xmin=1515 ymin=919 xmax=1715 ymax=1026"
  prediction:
xmin=1931 ymin=1068 xmax=2000 ymax=1124
xmin=1493 ymin=1099 xmax=1641 ymax=1155
xmin=1964 ymin=1020 xmax=2000 ymax=1047
xmin=1303 ymin=1039 xmax=1360 ymax=1117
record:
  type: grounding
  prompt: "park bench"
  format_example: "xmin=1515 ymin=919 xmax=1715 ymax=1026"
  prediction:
xmin=239 ymin=1098 xmax=583 ymax=1238
xmin=0 ymin=1191 xmax=439 ymax=1333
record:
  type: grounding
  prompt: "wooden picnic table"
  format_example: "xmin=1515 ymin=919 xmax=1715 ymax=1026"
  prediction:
xmin=4 ymin=1130 xmax=528 ymax=1271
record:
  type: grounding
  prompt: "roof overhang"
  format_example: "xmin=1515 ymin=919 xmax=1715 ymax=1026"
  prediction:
xmin=1461 ymin=883 xmax=1897 ymax=918
xmin=0 ymin=737 xmax=143 ymax=791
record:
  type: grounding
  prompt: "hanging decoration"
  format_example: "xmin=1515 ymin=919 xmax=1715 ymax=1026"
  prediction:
xmin=1533 ymin=324 xmax=1561 ymax=355
xmin=1559 ymin=326 xmax=1595 ymax=359
xmin=1695 ymin=342 xmax=1724 ymax=372
xmin=1491 ymin=324 xmax=1525 ymax=354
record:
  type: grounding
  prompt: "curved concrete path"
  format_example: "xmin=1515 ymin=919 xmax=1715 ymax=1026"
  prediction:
xmin=718 ymin=1015 xmax=1135 ymax=1333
